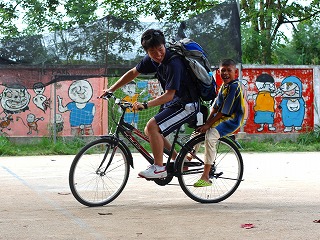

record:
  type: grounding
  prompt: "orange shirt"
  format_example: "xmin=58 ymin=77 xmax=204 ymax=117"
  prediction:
xmin=254 ymin=91 xmax=275 ymax=112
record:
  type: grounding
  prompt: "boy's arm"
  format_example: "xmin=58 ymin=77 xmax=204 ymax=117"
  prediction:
xmin=207 ymin=107 xmax=218 ymax=122
xmin=197 ymin=108 xmax=223 ymax=133
xmin=132 ymin=89 xmax=176 ymax=110
xmin=100 ymin=67 xmax=140 ymax=97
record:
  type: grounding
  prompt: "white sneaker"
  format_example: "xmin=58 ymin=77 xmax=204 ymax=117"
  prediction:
xmin=138 ymin=165 xmax=167 ymax=179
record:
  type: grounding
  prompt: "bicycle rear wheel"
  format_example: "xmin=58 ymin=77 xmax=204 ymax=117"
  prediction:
xmin=177 ymin=134 xmax=243 ymax=203
xmin=69 ymin=138 xmax=130 ymax=207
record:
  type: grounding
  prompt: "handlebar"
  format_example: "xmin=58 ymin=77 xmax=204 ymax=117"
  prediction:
xmin=101 ymin=91 xmax=115 ymax=100
xmin=101 ymin=92 xmax=145 ymax=110
xmin=101 ymin=92 xmax=133 ymax=109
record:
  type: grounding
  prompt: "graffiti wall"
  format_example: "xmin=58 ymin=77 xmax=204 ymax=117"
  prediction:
xmin=221 ymin=66 xmax=315 ymax=134
xmin=0 ymin=67 xmax=107 ymax=137
xmin=0 ymin=65 xmax=318 ymax=137
xmin=55 ymin=78 xmax=107 ymax=136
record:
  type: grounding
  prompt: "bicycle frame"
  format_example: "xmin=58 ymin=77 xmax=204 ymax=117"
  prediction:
xmin=105 ymin=94 xmax=241 ymax=175
xmin=106 ymin=95 xmax=185 ymax=169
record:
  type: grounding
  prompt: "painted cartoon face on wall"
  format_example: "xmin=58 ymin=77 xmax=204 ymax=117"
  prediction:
xmin=278 ymin=76 xmax=305 ymax=132
xmin=33 ymin=82 xmax=45 ymax=95
xmin=27 ymin=113 xmax=36 ymax=123
xmin=33 ymin=95 xmax=47 ymax=111
xmin=68 ymin=80 xmax=93 ymax=104
xmin=148 ymin=80 xmax=162 ymax=99
xmin=121 ymin=82 xmax=136 ymax=97
xmin=279 ymin=76 xmax=302 ymax=98
xmin=0 ymin=84 xmax=31 ymax=114
xmin=279 ymin=76 xmax=304 ymax=113
xmin=255 ymin=76 xmax=276 ymax=92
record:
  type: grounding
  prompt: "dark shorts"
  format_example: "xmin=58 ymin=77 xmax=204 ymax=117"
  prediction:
xmin=154 ymin=102 xmax=198 ymax=137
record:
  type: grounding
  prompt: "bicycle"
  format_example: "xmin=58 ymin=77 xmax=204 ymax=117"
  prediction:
xmin=69 ymin=92 xmax=244 ymax=206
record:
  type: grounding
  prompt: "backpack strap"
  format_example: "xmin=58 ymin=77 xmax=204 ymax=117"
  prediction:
xmin=166 ymin=52 xmax=199 ymax=103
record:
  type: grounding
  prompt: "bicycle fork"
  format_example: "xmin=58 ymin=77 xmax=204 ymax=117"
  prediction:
xmin=96 ymin=140 xmax=118 ymax=176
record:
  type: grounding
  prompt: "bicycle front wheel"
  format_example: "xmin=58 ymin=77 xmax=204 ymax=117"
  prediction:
xmin=69 ymin=138 xmax=130 ymax=207
xmin=177 ymin=134 xmax=243 ymax=203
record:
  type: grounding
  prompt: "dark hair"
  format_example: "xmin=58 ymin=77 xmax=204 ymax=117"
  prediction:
xmin=256 ymin=73 xmax=274 ymax=83
xmin=141 ymin=29 xmax=165 ymax=51
xmin=33 ymin=82 xmax=45 ymax=89
xmin=219 ymin=58 xmax=237 ymax=67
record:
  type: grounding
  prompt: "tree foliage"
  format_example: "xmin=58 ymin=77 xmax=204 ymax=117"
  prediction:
xmin=0 ymin=16 xmax=143 ymax=66
xmin=241 ymin=0 xmax=320 ymax=64
xmin=1 ymin=0 xmax=320 ymax=64
xmin=272 ymin=18 xmax=320 ymax=65
xmin=0 ymin=0 xmax=218 ymax=36
xmin=0 ymin=0 xmax=99 ymax=35
xmin=293 ymin=19 xmax=320 ymax=64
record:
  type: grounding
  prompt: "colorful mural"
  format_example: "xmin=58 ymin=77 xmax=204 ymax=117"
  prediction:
xmin=0 ymin=65 xmax=317 ymax=137
xmin=0 ymin=67 xmax=106 ymax=137
xmin=120 ymin=80 xmax=147 ymax=128
xmin=230 ymin=67 xmax=314 ymax=134
xmin=0 ymin=83 xmax=47 ymax=136
xmin=32 ymin=82 xmax=50 ymax=113
xmin=57 ymin=79 xmax=96 ymax=136
xmin=55 ymin=78 xmax=106 ymax=137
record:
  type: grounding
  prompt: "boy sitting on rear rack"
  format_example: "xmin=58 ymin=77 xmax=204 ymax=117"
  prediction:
xmin=193 ymin=58 xmax=245 ymax=187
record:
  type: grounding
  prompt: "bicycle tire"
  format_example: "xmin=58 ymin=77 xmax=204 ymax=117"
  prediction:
xmin=177 ymin=134 xmax=243 ymax=203
xmin=69 ymin=138 xmax=130 ymax=207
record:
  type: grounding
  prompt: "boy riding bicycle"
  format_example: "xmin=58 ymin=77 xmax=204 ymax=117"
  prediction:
xmin=100 ymin=29 xmax=199 ymax=179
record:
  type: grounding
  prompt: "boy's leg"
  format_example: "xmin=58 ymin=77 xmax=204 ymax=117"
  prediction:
xmin=157 ymin=102 xmax=197 ymax=161
xmin=194 ymin=128 xmax=220 ymax=187
xmin=204 ymin=128 xmax=220 ymax=165
xmin=193 ymin=163 xmax=212 ymax=187
xmin=138 ymin=118 xmax=167 ymax=178
xmin=145 ymin=118 xmax=164 ymax=167
xmin=139 ymin=104 xmax=197 ymax=179
xmin=201 ymin=164 xmax=212 ymax=181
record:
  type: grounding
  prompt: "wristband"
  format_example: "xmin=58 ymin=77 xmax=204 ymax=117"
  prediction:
xmin=143 ymin=102 xmax=148 ymax=109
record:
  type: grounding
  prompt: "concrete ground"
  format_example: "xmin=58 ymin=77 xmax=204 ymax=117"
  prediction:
xmin=0 ymin=152 xmax=319 ymax=240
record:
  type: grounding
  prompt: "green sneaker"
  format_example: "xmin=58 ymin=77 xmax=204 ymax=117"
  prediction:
xmin=193 ymin=179 xmax=212 ymax=187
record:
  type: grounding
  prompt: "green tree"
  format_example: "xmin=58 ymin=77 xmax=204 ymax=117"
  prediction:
xmin=96 ymin=0 xmax=220 ymax=22
xmin=0 ymin=0 xmax=218 ymax=37
xmin=2 ymin=0 xmax=320 ymax=65
xmin=272 ymin=41 xmax=299 ymax=65
xmin=291 ymin=19 xmax=320 ymax=65
xmin=241 ymin=0 xmax=320 ymax=64
xmin=1 ymin=34 xmax=48 ymax=63
xmin=0 ymin=0 xmax=99 ymax=36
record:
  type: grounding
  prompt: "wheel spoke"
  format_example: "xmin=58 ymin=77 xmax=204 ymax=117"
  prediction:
xmin=178 ymin=135 xmax=243 ymax=203
xmin=69 ymin=138 xmax=130 ymax=207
